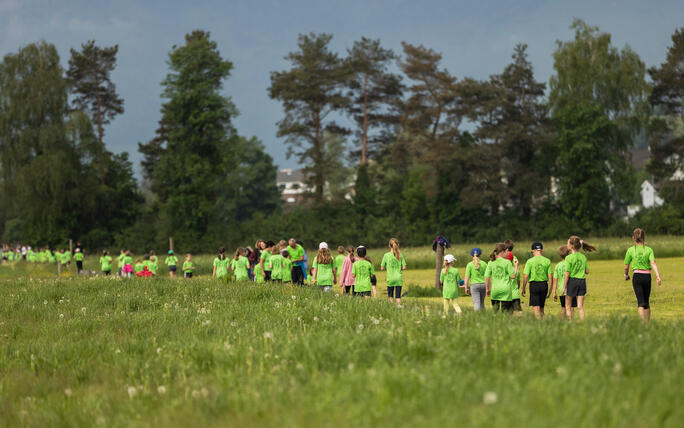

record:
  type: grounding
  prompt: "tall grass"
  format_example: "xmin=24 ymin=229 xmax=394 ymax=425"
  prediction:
xmin=1 ymin=276 xmax=683 ymax=427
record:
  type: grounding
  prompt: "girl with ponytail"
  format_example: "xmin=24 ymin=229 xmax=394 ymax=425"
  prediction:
xmin=624 ymin=228 xmax=662 ymax=323
xmin=381 ymin=238 xmax=407 ymax=307
xmin=562 ymin=236 xmax=597 ymax=320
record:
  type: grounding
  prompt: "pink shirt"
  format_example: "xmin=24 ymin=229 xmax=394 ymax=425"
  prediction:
xmin=340 ymin=256 xmax=358 ymax=286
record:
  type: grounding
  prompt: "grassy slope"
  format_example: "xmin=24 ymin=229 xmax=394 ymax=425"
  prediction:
xmin=1 ymin=264 xmax=683 ymax=427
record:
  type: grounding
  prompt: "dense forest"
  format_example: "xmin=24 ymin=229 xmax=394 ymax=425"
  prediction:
xmin=0 ymin=19 xmax=683 ymax=251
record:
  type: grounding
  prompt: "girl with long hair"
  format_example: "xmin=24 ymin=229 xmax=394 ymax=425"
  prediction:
xmin=624 ymin=228 xmax=662 ymax=323
xmin=381 ymin=238 xmax=407 ymax=307
xmin=485 ymin=243 xmax=519 ymax=312
xmin=561 ymin=236 xmax=597 ymax=320
xmin=312 ymin=242 xmax=336 ymax=292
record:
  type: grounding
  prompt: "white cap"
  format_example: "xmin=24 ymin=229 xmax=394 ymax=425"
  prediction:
xmin=319 ymin=242 xmax=328 ymax=250
xmin=443 ymin=254 xmax=455 ymax=263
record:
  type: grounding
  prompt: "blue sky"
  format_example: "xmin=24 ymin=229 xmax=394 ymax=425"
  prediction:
xmin=1 ymin=0 xmax=681 ymax=177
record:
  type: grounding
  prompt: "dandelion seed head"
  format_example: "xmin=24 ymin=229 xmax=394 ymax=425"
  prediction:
xmin=483 ymin=392 xmax=497 ymax=405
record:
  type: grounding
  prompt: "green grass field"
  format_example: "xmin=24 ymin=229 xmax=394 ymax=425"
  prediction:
xmin=1 ymin=253 xmax=683 ymax=427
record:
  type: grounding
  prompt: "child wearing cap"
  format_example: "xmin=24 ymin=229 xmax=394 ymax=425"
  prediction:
xmin=312 ymin=242 xmax=336 ymax=291
xmin=522 ymin=242 xmax=553 ymax=319
xmin=352 ymin=246 xmax=375 ymax=298
xmin=166 ymin=250 xmax=179 ymax=278
xmin=464 ymin=248 xmax=487 ymax=311
xmin=381 ymin=238 xmax=407 ymax=307
xmin=440 ymin=254 xmax=463 ymax=315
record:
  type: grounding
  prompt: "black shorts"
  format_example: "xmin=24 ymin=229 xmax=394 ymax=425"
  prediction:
xmin=492 ymin=300 xmax=513 ymax=312
xmin=388 ymin=286 xmax=402 ymax=298
xmin=566 ymin=278 xmax=587 ymax=297
xmin=169 ymin=265 xmax=177 ymax=272
xmin=560 ymin=295 xmax=577 ymax=308
xmin=185 ymin=272 xmax=193 ymax=278
xmin=76 ymin=261 xmax=83 ymax=270
xmin=512 ymin=298 xmax=522 ymax=311
xmin=264 ymin=270 xmax=272 ymax=281
xmin=529 ymin=281 xmax=549 ymax=307
xmin=354 ymin=291 xmax=371 ymax=297
xmin=344 ymin=285 xmax=352 ymax=294
xmin=103 ymin=270 xmax=111 ymax=276
xmin=632 ymin=273 xmax=651 ymax=309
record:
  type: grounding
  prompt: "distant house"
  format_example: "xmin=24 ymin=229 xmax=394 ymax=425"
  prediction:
xmin=627 ymin=180 xmax=664 ymax=217
xmin=276 ymin=169 xmax=309 ymax=205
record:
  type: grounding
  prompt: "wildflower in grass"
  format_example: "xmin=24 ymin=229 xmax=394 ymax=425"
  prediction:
xmin=556 ymin=366 xmax=567 ymax=375
xmin=156 ymin=347 xmax=162 ymax=355
xmin=291 ymin=295 xmax=296 ymax=300
xmin=64 ymin=388 xmax=73 ymax=397
xmin=81 ymin=307 xmax=86 ymax=314
xmin=224 ymin=341 xmax=232 ymax=350
xmin=192 ymin=390 xmax=200 ymax=399
xmin=115 ymin=349 xmax=121 ymax=354
xmin=614 ymin=363 xmax=622 ymax=374
xmin=59 ymin=313 xmax=64 ymax=319
xmin=157 ymin=385 xmax=167 ymax=394
xmin=358 ymin=324 xmax=364 ymax=330
xmin=127 ymin=386 xmax=137 ymax=398
xmin=43 ymin=300 xmax=47 ymax=305
xmin=313 ymin=316 xmax=319 ymax=322
xmin=483 ymin=392 xmax=497 ymax=405
xmin=202 ymin=319 xmax=211 ymax=326
xmin=263 ymin=331 xmax=273 ymax=340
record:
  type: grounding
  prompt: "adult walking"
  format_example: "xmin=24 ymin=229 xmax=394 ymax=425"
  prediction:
xmin=464 ymin=248 xmax=487 ymax=311
xmin=624 ymin=228 xmax=662 ymax=323
xmin=287 ymin=238 xmax=305 ymax=285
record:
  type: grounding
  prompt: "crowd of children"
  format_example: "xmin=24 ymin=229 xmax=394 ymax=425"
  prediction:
xmin=1 ymin=229 xmax=663 ymax=322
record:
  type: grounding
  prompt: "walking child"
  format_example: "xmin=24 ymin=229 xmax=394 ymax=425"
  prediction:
xmin=352 ymin=246 xmax=376 ymax=298
xmin=440 ymin=254 xmax=463 ymax=315
xmin=74 ymin=248 xmax=84 ymax=274
xmin=269 ymin=243 xmax=284 ymax=283
xmin=521 ymin=242 xmax=553 ymax=319
xmin=504 ymin=240 xmax=522 ymax=315
xmin=212 ymin=247 xmax=230 ymax=280
xmin=381 ymin=238 xmax=407 ymax=307
xmin=552 ymin=246 xmax=575 ymax=318
xmin=232 ymin=247 xmax=250 ymax=281
xmin=312 ymin=242 xmax=336 ymax=292
xmin=339 ymin=245 xmax=356 ymax=294
xmin=623 ymin=228 xmax=662 ymax=323
xmin=464 ymin=248 xmax=487 ymax=311
xmin=166 ymin=250 xmax=179 ymax=278
xmin=100 ymin=250 xmax=113 ymax=276
xmin=281 ymin=250 xmax=293 ymax=285
xmin=485 ymin=243 xmax=519 ymax=312
xmin=561 ymin=236 xmax=597 ymax=320
xmin=183 ymin=253 xmax=194 ymax=278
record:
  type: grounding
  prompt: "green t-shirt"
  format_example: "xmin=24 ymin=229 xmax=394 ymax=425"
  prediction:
xmin=100 ymin=255 xmax=112 ymax=271
xmin=135 ymin=262 xmax=144 ymax=273
xmin=352 ymin=259 xmax=375 ymax=292
xmin=123 ymin=255 xmax=133 ymax=266
xmin=260 ymin=250 xmax=272 ymax=272
xmin=282 ymin=258 xmax=293 ymax=282
xmin=165 ymin=255 xmax=178 ymax=266
xmin=254 ymin=263 xmax=264 ymax=283
xmin=213 ymin=257 xmax=230 ymax=278
xmin=59 ymin=253 xmax=68 ymax=265
xmin=624 ymin=245 xmax=654 ymax=271
xmin=269 ymin=254 xmax=283 ymax=279
xmin=553 ymin=261 xmax=567 ymax=296
xmin=523 ymin=255 xmax=553 ymax=282
xmin=381 ymin=252 xmax=406 ymax=287
xmin=118 ymin=253 xmax=126 ymax=266
xmin=334 ymin=254 xmax=346 ymax=272
xmin=183 ymin=260 xmax=194 ymax=273
xmin=312 ymin=258 xmax=335 ymax=286
xmin=565 ymin=252 xmax=588 ymax=279
xmin=64 ymin=251 xmax=72 ymax=261
xmin=74 ymin=252 xmax=84 ymax=262
xmin=287 ymin=244 xmax=304 ymax=263
xmin=485 ymin=257 xmax=514 ymax=302
xmin=149 ymin=260 xmax=158 ymax=275
xmin=465 ymin=260 xmax=487 ymax=284
xmin=511 ymin=256 xmax=521 ymax=300
xmin=234 ymin=256 xmax=250 ymax=281
xmin=440 ymin=267 xmax=461 ymax=299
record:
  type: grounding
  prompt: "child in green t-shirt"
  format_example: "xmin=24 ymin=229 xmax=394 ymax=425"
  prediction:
xmin=281 ymin=250 xmax=293 ymax=284
xmin=134 ymin=259 xmax=144 ymax=275
xmin=100 ymin=250 xmax=113 ymax=275
xmin=74 ymin=248 xmax=84 ymax=274
xmin=440 ymin=254 xmax=462 ymax=315
xmin=183 ymin=253 xmax=194 ymax=278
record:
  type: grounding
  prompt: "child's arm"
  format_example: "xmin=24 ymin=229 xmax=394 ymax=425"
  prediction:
xmin=552 ymin=277 xmax=558 ymax=300
xmin=332 ymin=268 xmax=337 ymax=285
xmin=562 ymin=271 xmax=569 ymax=296
xmin=651 ymin=260 xmax=662 ymax=286
xmin=485 ymin=277 xmax=491 ymax=296
xmin=522 ymin=274 xmax=529 ymax=297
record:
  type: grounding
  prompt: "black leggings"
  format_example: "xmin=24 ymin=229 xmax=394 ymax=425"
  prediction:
xmin=632 ymin=273 xmax=652 ymax=309
xmin=387 ymin=286 xmax=402 ymax=298
xmin=291 ymin=265 xmax=304 ymax=285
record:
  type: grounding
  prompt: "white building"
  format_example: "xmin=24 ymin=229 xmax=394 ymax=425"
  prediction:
xmin=276 ymin=169 xmax=309 ymax=205
xmin=627 ymin=180 xmax=664 ymax=217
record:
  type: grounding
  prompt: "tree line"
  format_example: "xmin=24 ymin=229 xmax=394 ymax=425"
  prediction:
xmin=1 ymin=20 xmax=683 ymax=251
